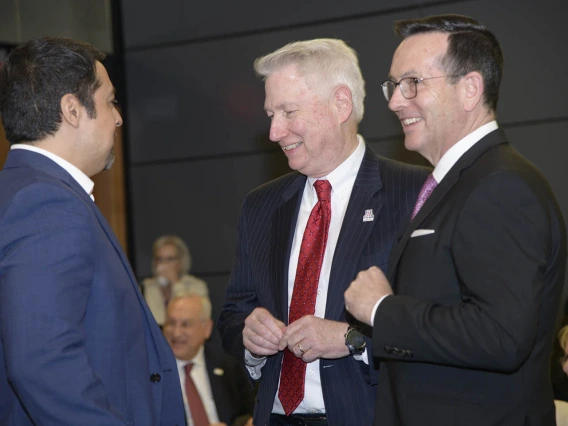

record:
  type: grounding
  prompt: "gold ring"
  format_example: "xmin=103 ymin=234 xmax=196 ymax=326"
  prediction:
xmin=298 ymin=343 xmax=304 ymax=353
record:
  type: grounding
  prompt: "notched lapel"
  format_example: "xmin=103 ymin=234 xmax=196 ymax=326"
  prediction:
xmin=387 ymin=129 xmax=509 ymax=282
xmin=326 ymin=147 xmax=384 ymax=320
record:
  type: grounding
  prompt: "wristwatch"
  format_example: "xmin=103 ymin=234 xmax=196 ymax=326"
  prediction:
xmin=345 ymin=326 xmax=366 ymax=356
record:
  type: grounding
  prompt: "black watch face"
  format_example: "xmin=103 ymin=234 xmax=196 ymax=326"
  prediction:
xmin=349 ymin=331 xmax=366 ymax=350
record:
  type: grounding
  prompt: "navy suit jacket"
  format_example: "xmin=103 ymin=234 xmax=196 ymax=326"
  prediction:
xmin=0 ymin=149 xmax=185 ymax=426
xmin=372 ymin=129 xmax=567 ymax=425
xmin=218 ymin=145 xmax=429 ymax=426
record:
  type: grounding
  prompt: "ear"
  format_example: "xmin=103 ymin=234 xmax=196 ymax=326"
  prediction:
xmin=60 ymin=94 xmax=82 ymax=128
xmin=333 ymin=85 xmax=353 ymax=124
xmin=461 ymin=71 xmax=484 ymax=112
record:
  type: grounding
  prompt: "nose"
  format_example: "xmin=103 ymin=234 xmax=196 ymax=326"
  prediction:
xmin=269 ymin=115 xmax=288 ymax=142
xmin=388 ymin=84 xmax=407 ymax=113
xmin=114 ymin=109 xmax=123 ymax=127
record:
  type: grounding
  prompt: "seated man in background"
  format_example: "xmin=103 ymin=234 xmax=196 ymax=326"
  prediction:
xmin=143 ymin=234 xmax=209 ymax=326
xmin=164 ymin=294 xmax=254 ymax=426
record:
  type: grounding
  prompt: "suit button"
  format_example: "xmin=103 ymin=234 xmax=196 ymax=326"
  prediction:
xmin=150 ymin=373 xmax=161 ymax=383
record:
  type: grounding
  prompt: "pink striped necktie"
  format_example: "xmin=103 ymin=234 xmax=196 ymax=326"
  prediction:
xmin=411 ymin=174 xmax=437 ymax=220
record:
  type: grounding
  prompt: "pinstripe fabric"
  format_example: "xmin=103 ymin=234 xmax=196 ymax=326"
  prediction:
xmin=218 ymin=145 xmax=430 ymax=426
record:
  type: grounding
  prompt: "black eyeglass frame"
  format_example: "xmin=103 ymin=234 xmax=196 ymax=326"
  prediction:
xmin=381 ymin=74 xmax=464 ymax=101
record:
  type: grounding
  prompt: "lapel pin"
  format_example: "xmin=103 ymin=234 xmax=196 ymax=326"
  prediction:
xmin=213 ymin=368 xmax=224 ymax=376
xmin=363 ymin=209 xmax=374 ymax=222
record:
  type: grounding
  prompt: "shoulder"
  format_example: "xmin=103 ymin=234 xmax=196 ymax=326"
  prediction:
xmin=246 ymin=171 xmax=305 ymax=200
xmin=240 ymin=171 xmax=305 ymax=214
xmin=377 ymin=154 xmax=431 ymax=181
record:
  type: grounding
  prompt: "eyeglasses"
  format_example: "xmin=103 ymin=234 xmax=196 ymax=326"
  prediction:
xmin=381 ymin=75 xmax=463 ymax=101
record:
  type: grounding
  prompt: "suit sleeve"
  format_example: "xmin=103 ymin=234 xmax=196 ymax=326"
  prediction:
xmin=217 ymin=198 xmax=259 ymax=363
xmin=0 ymin=183 xmax=126 ymax=425
xmin=373 ymin=171 xmax=561 ymax=372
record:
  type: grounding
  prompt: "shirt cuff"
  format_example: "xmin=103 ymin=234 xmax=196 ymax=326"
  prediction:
xmin=371 ymin=294 xmax=391 ymax=325
xmin=244 ymin=349 xmax=267 ymax=380
xmin=353 ymin=348 xmax=369 ymax=365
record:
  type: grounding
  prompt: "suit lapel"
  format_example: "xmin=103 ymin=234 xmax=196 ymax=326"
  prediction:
xmin=6 ymin=150 xmax=164 ymax=350
xmin=387 ymin=129 xmax=510 ymax=283
xmin=326 ymin=147 xmax=384 ymax=320
xmin=271 ymin=174 xmax=306 ymax=323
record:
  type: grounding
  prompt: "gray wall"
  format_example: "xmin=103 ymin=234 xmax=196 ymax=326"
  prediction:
xmin=120 ymin=0 xmax=568 ymax=323
xmin=0 ymin=0 xmax=113 ymax=53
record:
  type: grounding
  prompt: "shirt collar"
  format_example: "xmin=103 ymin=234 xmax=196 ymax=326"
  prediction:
xmin=307 ymin=134 xmax=365 ymax=201
xmin=176 ymin=345 xmax=205 ymax=370
xmin=11 ymin=144 xmax=95 ymax=200
xmin=433 ymin=121 xmax=498 ymax=183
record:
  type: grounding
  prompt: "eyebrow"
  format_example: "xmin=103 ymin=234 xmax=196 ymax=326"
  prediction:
xmin=264 ymin=102 xmax=299 ymax=112
xmin=388 ymin=69 xmax=420 ymax=81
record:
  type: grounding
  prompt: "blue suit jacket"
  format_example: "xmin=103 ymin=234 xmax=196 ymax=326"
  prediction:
xmin=218 ymin=146 xmax=429 ymax=426
xmin=0 ymin=150 xmax=185 ymax=426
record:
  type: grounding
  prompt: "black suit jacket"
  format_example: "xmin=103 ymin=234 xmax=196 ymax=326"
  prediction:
xmin=218 ymin=145 xmax=429 ymax=426
xmin=203 ymin=344 xmax=254 ymax=426
xmin=372 ymin=129 xmax=567 ymax=426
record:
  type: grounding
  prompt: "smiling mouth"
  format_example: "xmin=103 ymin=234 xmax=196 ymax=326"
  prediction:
xmin=281 ymin=142 xmax=303 ymax=151
xmin=402 ymin=118 xmax=422 ymax=126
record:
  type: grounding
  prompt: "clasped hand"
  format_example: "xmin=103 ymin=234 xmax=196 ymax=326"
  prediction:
xmin=243 ymin=308 xmax=349 ymax=362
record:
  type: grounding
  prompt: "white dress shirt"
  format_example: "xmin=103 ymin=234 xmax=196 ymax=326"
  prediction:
xmin=11 ymin=144 xmax=95 ymax=201
xmin=176 ymin=346 xmax=220 ymax=426
xmin=245 ymin=135 xmax=367 ymax=415
xmin=370 ymin=121 xmax=499 ymax=323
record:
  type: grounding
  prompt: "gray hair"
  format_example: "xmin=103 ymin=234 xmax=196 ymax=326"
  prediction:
xmin=169 ymin=293 xmax=212 ymax=320
xmin=254 ymin=38 xmax=366 ymax=123
xmin=152 ymin=235 xmax=191 ymax=275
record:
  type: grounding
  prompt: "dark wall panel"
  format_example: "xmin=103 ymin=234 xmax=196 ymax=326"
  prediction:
xmin=125 ymin=12 xmax=409 ymax=164
xmin=130 ymin=150 xmax=290 ymax=278
xmin=122 ymin=0 xmax=451 ymax=49
xmin=125 ymin=0 xmax=568 ymax=166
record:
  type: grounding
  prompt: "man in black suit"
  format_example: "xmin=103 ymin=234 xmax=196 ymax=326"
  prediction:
xmin=218 ymin=38 xmax=428 ymax=425
xmin=345 ymin=14 xmax=567 ymax=426
xmin=164 ymin=294 xmax=254 ymax=426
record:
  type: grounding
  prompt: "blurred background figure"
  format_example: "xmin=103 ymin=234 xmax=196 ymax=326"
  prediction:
xmin=143 ymin=235 xmax=208 ymax=326
xmin=552 ymin=325 xmax=568 ymax=401
xmin=164 ymin=294 xmax=254 ymax=426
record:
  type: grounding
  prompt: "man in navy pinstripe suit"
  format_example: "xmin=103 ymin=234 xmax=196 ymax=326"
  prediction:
xmin=218 ymin=38 xmax=428 ymax=426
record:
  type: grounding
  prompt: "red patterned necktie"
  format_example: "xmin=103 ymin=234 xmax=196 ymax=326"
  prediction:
xmin=184 ymin=363 xmax=209 ymax=426
xmin=278 ymin=179 xmax=332 ymax=415
xmin=411 ymin=174 xmax=437 ymax=220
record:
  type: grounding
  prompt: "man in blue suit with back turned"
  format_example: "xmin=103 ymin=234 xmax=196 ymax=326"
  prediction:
xmin=218 ymin=38 xmax=429 ymax=426
xmin=0 ymin=37 xmax=185 ymax=425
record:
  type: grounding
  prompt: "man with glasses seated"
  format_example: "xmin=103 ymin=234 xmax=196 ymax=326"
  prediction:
xmin=143 ymin=235 xmax=209 ymax=327
xmin=345 ymin=13 xmax=566 ymax=426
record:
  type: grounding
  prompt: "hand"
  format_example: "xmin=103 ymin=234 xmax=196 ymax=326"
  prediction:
xmin=345 ymin=266 xmax=393 ymax=326
xmin=155 ymin=263 xmax=178 ymax=285
xmin=209 ymin=423 xmax=227 ymax=426
xmin=243 ymin=308 xmax=286 ymax=357
xmin=279 ymin=316 xmax=349 ymax=362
